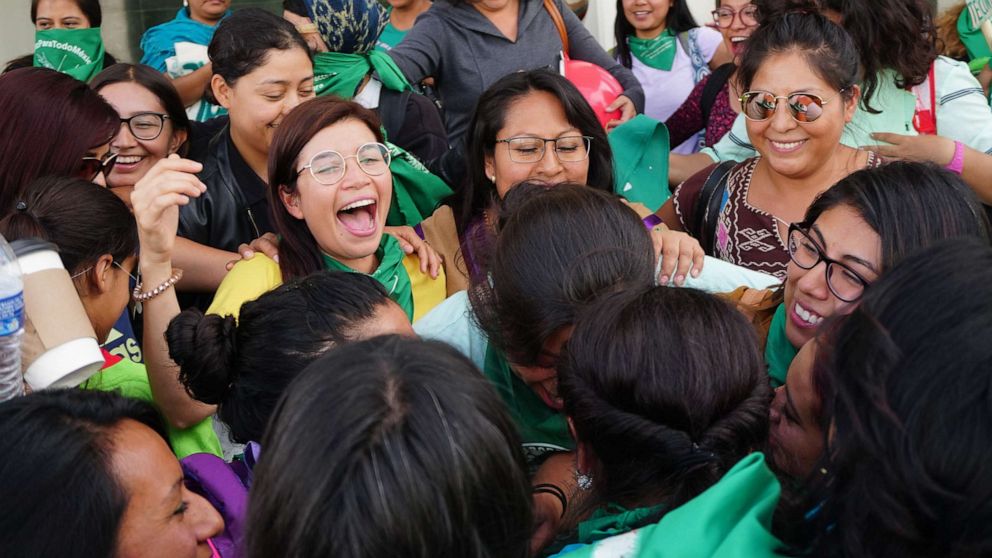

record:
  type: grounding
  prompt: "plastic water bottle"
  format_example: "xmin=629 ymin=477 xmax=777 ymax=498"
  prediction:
xmin=0 ymin=235 xmax=24 ymax=402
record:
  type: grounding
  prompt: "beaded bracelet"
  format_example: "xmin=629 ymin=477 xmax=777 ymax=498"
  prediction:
xmin=132 ymin=268 xmax=184 ymax=303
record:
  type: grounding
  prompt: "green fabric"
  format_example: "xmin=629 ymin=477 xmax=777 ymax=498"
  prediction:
xmin=33 ymin=27 xmax=105 ymax=82
xmin=312 ymin=50 xmax=411 ymax=98
xmin=969 ymin=56 xmax=991 ymax=75
xmin=608 ymin=115 xmax=671 ymax=211
xmin=321 ymin=234 xmax=414 ymax=319
xmin=385 ymin=142 xmax=453 ymax=226
xmin=577 ymin=503 xmax=665 ymax=545
xmin=81 ymin=358 xmax=222 ymax=459
xmin=958 ymin=8 xmax=992 ymax=62
xmin=764 ymin=303 xmax=797 ymax=388
xmin=482 ymin=346 xmax=573 ymax=463
xmin=376 ymin=21 xmax=407 ymax=52
xmin=561 ymin=453 xmax=782 ymax=558
xmin=628 ymin=29 xmax=677 ymax=71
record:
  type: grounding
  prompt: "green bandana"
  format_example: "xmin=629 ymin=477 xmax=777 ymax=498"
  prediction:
xmin=564 ymin=454 xmax=782 ymax=558
xmin=957 ymin=8 xmax=992 ymax=62
xmin=482 ymin=346 xmax=573 ymax=463
xmin=577 ymin=503 xmax=666 ymax=545
xmin=764 ymin=303 xmax=797 ymax=388
xmin=608 ymin=115 xmax=671 ymax=211
xmin=313 ymin=51 xmax=411 ymax=98
xmin=628 ymin=29 xmax=677 ymax=71
xmin=385 ymin=142 xmax=453 ymax=227
xmin=321 ymin=234 xmax=414 ymax=320
xmin=33 ymin=27 xmax=105 ymax=82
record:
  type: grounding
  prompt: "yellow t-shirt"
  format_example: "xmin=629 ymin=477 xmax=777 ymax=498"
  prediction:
xmin=206 ymin=254 xmax=446 ymax=323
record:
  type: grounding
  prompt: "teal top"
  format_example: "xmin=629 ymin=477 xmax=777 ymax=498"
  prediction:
xmin=482 ymin=345 xmax=573 ymax=464
xmin=764 ymin=303 xmax=797 ymax=388
xmin=376 ymin=21 xmax=408 ymax=52
xmin=555 ymin=454 xmax=783 ymax=558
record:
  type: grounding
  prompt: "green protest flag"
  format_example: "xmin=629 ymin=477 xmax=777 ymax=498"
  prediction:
xmin=33 ymin=27 xmax=105 ymax=82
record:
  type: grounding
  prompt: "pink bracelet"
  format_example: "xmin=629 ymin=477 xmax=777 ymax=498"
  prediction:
xmin=946 ymin=140 xmax=965 ymax=175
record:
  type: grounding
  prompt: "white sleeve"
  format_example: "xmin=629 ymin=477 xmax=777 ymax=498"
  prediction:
xmin=696 ymin=26 xmax=723 ymax=63
xmin=657 ymin=255 xmax=782 ymax=292
xmin=699 ymin=112 xmax=755 ymax=162
xmin=413 ymin=290 xmax=489 ymax=372
xmin=935 ymin=56 xmax=992 ymax=154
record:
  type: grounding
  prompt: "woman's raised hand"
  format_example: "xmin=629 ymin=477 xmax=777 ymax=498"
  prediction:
xmin=652 ymin=223 xmax=704 ymax=286
xmin=130 ymin=154 xmax=205 ymax=266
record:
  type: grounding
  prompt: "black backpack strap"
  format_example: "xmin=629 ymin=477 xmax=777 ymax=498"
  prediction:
xmin=691 ymin=160 xmax=736 ymax=255
xmin=701 ymin=63 xmax=735 ymax=124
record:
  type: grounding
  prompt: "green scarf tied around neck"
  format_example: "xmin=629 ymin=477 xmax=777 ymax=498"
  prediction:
xmin=312 ymin=51 xmax=411 ymax=98
xmin=764 ymin=303 xmax=798 ymax=388
xmin=627 ymin=28 xmax=677 ymax=71
xmin=33 ymin=27 xmax=105 ymax=82
xmin=385 ymin=142 xmax=453 ymax=227
xmin=321 ymin=234 xmax=414 ymax=320
xmin=577 ymin=503 xmax=666 ymax=545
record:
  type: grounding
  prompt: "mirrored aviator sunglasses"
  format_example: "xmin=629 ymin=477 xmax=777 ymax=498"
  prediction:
xmin=740 ymin=91 xmax=835 ymax=123
xmin=76 ymin=152 xmax=118 ymax=182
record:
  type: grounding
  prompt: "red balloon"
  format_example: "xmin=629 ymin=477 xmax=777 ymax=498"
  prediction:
xmin=561 ymin=54 xmax=623 ymax=129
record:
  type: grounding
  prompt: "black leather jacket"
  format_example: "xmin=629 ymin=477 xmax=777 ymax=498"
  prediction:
xmin=178 ymin=126 xmax=263 ymax=253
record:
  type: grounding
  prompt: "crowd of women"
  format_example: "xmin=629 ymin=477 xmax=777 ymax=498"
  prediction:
xmin=1 ymin=0 xmax=992 ymax=556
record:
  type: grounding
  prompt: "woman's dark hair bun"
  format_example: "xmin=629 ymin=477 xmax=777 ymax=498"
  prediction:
xmin=166 ymin=308 xmax=239 ymax=405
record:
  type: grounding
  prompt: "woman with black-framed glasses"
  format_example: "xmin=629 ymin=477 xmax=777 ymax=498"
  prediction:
xmin=91 ymin=64 xmax=192 ymax=210
xmin=719 ymin=162 xmax=990 ymax=392
xmin=657 ymin=8 xmax=881 ymax=280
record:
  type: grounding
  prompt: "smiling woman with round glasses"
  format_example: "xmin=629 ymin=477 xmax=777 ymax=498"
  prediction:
xmin=206 ymin=96 xmax=446 ymax=323
xmin=657 ymin=8 xmax=881 ymax=279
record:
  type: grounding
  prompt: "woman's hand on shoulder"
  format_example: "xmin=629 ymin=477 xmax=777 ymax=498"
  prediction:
xmin=226 ymin=232 xmax=281 ymax=271
xmin=384 ymin=225 xmax=442 ymax=278
xmin=652 ymin=223 xmax=704 ymax=286
xmin=867 ymin=132 xmax=956 ymax=166
xmin=131 ymin=154 xmax=205 ymax=265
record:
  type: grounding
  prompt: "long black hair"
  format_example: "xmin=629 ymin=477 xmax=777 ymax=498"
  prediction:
xmin=0 ymin=389 xmax=167 ymax=558
xmin=614 ymin=0 xmax=699 ymax=69
xmin=167 ymin=271 xmax=394 ymax=444
xmin=456 ymin=69 xmax=614 ymax=236
xmin=245 ymin=335 xmax=533 ymax=558
xmin=803 ymin=238 xmax=992 ymax=557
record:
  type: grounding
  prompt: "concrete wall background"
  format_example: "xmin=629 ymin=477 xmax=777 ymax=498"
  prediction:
xmin=0 ymin=0 xmax=961 ymax=71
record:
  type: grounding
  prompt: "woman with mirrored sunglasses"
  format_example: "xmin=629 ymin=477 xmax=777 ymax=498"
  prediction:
xmin=716 ymin=161 xmax=990 ymax=392
xmin=656 ymin=9 xmax=881 ymax=280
